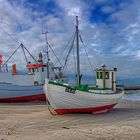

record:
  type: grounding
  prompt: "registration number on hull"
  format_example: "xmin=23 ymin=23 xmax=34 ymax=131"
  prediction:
xmin=65 ymin=87 xmax=76 ymax=94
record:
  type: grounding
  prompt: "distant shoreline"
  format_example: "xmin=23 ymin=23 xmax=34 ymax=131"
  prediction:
xmin=124 ymin=86 xmax=140 ymax=90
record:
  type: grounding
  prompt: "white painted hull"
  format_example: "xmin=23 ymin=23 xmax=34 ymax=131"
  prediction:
xmin=45 ymin=81 xmax=124 ymax=114
xmin=0 ymin=83 xmax=45 ymax=102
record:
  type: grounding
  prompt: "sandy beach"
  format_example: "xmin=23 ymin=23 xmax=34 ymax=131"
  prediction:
xmin=0 ymin=100 xmax=140 ymax=140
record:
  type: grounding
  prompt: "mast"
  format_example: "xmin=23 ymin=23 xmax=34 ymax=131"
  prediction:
xmin=43 ymin=31 xmax=50 ymax=79
xmin=76 ymin=16 xmax=81 ymax=85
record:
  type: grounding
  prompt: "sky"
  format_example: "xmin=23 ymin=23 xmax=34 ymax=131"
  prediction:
xmin=0 ymin=0 xmax=140 ymax=80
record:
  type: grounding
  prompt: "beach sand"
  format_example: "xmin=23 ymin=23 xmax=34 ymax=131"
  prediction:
xmin=0 ymin=101 xmax=140 ymax=140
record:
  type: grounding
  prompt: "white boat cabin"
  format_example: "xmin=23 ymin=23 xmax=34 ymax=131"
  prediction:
xmin=95 ymin=65 xmax=117 ymax=92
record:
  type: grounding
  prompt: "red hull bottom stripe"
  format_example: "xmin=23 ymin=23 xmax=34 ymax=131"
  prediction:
xmin=55 ymin=103 xmax=117 ymax=115
xmin=0 ymin=94 xmax=46 ymax=102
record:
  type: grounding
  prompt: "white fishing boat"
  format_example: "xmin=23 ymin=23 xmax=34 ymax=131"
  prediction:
xmin=0 ymin=46 xmax=51 ymax=102
xmin=0 ymin=34 xmax=65 ymax=102
xmin=44 ymin=16 xmax=124 ymax=114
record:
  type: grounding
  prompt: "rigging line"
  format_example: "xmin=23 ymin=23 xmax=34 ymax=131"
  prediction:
xmin=63 ymin=55 xmax=69 ymax=74
xmin=79 ymin=34 xmax=95 ymax=75
xmin=51 ymin=67 xmax=57 ymax=78
xmin=46 ymin=98 xmax=57 ymax=116
xmin=72 ymin=41 xmax=77 ymax=77
xmin=22 ymin=44 xmax=38 ymax=63
xmin=0 ymin=26 xmax=20 ymax=44
xmin=47 ymin=42 xmax=64 ymax=67
xmin=62 ymin=32 xmax=76 ymax=73
xmin=62 ymin=49 xmax=71 ymax=77
xmin=1 ymin=44 xmax=21 ymax=67
xmin=54 ymin=32 xmax=76 ymax=66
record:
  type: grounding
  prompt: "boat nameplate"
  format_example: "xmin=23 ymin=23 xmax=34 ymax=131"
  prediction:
xmin=65 ymin=87 xmax=76 ymax=94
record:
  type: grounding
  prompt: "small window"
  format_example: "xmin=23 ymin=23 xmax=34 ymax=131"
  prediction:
xmin=32 ymin=68 xmax=35 ymax=73
xmin=100 ymin=72 xmax=103 ymax=79
xmin=28 ymin=68 xmax=31 ymax=73
xmin=97 ymin=72 xmax=99 ymax=79
xmin=105 ymin=72 xmax=109 ymax=79
xmin=42 ymin=68 xmax=44 ymax=72
xmin=97 ymin=71 xmax=103 ymax=79
xmin=35 ymin=68 xmax=39 ymax=72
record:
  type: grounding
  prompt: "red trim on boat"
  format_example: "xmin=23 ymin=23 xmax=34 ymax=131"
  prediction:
xmin=0 ymin=54 xmax=2 ymax=64
xmin=27 ymin=64 xmax=47 ymax=69
xmin=55 ymin=103 xmax=117 ymax=115
xmin=0 ymin=94 xmax=46 ymax=102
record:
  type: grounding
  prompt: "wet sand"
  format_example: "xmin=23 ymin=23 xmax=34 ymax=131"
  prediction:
xmin=0 ymin=101 xmax=140 ymax=140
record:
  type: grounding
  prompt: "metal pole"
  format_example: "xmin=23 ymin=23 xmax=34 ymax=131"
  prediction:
xmin=21 ymin=43 xmax=28 ymax=63
xmin=22 ymin=44 xmax=38 ymax=63
xmin=2 ymin=44 xmax=21 ymax=68
xmin=76 ymin=16 xmax=81 ymax=85
xmin=101 ymin=65 xmax=106 ymax=88
xmin=43 ymin=31 xmax=50 ymax=79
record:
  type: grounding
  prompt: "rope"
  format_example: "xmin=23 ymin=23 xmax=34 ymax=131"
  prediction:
xmin=47 ymin=43 xmax=63 ymax=67
xmin=54 ymin=32 xmax=75 ymax=66
xmin=79 ymin=34 xmax=95 ymax=75
xmin=46 ymin=98 xmax=57 ymax=116
xmin=63 ymin=53 xmax=70 ymax=74
xmin=62 ymin=32 xmax=76 ymax=73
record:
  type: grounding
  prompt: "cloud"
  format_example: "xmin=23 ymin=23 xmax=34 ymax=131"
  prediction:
xmin=67 ymin=7 xmax=81 ymax=16
xmin=0 ymin=0 xmax=140 ymax=79
xmin=101 ymin=6 xmax=115 ymax=14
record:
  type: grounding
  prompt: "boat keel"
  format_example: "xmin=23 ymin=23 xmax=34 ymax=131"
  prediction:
xmin=0 ymin=94 xmax=46 ymax=102
xmin=55 ymin=103 xmax=117 ymax=115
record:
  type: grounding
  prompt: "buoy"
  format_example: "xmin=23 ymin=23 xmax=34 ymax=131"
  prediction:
xmin=12 ymin=64 xmax=17 ymax=75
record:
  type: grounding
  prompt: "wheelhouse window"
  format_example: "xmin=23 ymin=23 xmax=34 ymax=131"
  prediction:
xmin=97 ymin=71 xmax=103 ymax=79
xmin=100 ymin=72 xmax=103 ymax=79
xmin=97 ymin=72 xmax=99 ymax=79
xmin=105 ymin=72 xmax=109 ymax=79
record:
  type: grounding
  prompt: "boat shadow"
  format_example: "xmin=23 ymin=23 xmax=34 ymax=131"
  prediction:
xmin=0 ymin=101 xmax=46 ymax=106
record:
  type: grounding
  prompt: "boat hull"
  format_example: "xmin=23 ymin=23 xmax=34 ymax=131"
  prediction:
xmin=45 ymin=81 xmax=124 ymax=114
xmin=0 ymin=83 xmax=46 ymax=102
